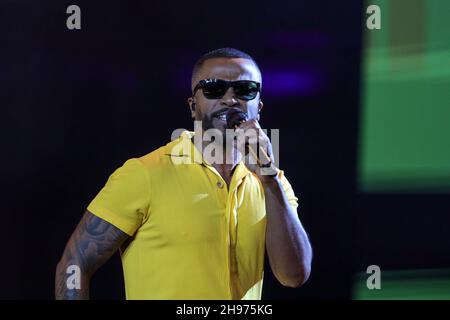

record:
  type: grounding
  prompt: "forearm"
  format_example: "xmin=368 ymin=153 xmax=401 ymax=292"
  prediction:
xmin=55 ymin=252 xmax=91 ymax=300
xmin=262 ymin=175 xmax=312 ymax=287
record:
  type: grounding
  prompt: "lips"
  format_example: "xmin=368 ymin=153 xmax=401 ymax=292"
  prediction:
xmin=212 ymin=109 xmax=228 ymax=121
xmin=215 ymin=113 xmax=227 ymax=121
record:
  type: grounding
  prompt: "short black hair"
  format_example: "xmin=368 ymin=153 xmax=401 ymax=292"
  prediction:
xmin=191 ymin=47 xmax=261 ymax=88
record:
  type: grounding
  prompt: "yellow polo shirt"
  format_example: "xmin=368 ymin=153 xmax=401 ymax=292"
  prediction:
xmin=87 ymin=130 xmax=299 ymax=300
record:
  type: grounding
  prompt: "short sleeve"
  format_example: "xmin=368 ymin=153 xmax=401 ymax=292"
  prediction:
xmin=87 ymin=158 xmax=150 ymax=236
xmin=277 ymin=170 xmax=299 ymax=211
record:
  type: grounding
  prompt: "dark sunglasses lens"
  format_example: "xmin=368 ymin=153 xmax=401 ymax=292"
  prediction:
xmin=202 ymin=81 xmax=227 ymax=99
xmin=234 ymin=82 xmax=259 ymax=100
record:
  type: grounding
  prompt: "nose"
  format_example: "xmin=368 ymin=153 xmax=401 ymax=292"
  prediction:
xmin=220 ymin=88 xmax=239 ymax=107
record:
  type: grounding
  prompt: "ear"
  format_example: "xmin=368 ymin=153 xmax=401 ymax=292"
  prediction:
xmin=187 ymin=97 xmax=195 ymax=118
xmin=257 ymin=100 xmax=263 ymax=121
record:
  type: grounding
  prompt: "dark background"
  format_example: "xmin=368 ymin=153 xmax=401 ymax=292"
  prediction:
xmin=1 ymin=0 xmax=449 ymax=300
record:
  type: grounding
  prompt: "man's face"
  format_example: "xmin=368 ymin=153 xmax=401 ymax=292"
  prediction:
xmin=189 ymin=58 xmax=263 ymax=134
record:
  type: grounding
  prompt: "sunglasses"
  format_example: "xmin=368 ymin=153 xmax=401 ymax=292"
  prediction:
xmin=193 ymin=79 xmax=261 ymax=101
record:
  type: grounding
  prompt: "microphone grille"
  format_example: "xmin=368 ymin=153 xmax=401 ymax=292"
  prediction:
xmin=226 ymin=108 xmax=248 ymax=129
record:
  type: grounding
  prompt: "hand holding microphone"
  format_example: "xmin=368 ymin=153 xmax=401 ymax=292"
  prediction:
xmin=226 ymin=108 xmax=278 ymax=176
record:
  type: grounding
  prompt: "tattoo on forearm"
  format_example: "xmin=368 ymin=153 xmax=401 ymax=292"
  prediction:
xmin=55 ymin=211 xmax=130 ymax=300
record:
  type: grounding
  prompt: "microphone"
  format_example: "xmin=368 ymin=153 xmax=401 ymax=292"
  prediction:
xmin=226 ymin=108 xmax=248 ymax=129
xmin=226 ymin=108 xmax=272 ymax=168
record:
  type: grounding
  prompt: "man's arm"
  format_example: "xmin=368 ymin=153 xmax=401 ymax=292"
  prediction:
xmin=261 ymin=175 xmax=313 ymax=288
xmin=55 ymin=210 xmax=130 ymax=299
xmin=235 ymin=118 xmax=313 ymax=288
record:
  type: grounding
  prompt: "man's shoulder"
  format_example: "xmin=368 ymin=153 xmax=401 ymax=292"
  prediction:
xmin=134 ymin=132 xmax=189 ymax=170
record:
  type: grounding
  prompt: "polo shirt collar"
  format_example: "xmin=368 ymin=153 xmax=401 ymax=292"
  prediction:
xmin=170 ymin=130 xmax=251 ymax=183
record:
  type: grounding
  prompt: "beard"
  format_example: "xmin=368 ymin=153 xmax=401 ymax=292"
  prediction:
xmin=195 ymin=111 xmax=231 ymax=151
xmin=201 ymin=112 xmax=215 ymax=131
xmin=193 ymin=110 xmax=245 ymax=165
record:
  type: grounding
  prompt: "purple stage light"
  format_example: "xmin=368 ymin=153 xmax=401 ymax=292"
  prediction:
xmin=262 ymin=68 xmax=324 ymax=97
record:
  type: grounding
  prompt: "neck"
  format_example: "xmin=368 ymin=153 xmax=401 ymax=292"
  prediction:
xmin=192 ymin=131 xmax=242 ymax=173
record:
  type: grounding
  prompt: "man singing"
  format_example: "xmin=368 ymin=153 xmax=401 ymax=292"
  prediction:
xmin=55 ymin=48 xmax=312 ymax=300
